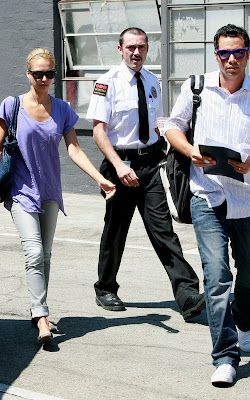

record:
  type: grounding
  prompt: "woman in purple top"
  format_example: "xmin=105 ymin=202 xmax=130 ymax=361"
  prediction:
xmin=0 ymin=48 xmax=116 ymax=344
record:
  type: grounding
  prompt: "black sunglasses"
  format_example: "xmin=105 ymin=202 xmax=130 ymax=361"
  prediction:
xmin=216 ymin=47 xmax=249 ymax=60
xmin=28 ymin=70 xmax=56 ymax=79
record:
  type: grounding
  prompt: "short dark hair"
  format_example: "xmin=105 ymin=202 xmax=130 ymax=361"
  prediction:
xmin=119 ymin=27 xmax=148 ymax=47
xmin=214 ymin=24 xmax=249 ymax=49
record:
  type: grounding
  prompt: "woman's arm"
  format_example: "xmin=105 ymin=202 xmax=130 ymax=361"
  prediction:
xmin=64 ymin=127 xmax=116 ymax=199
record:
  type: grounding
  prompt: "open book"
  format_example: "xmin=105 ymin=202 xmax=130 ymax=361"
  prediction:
xmin=199 ymin=139 xmax=249 ymax=182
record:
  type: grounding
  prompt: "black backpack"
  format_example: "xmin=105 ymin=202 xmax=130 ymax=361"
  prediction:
xmin=159 ymin=75 xmax=204 ymax=224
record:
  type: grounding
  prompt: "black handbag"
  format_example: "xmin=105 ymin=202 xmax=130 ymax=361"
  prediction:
xmin=159 ymin=75 xmax=204 ymax=224
xmin=0 ymin=96 xmax=20 ymax=203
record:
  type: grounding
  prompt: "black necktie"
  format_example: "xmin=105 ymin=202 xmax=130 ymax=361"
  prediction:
xmin=135 ymin=72 xmax=149 ymax=144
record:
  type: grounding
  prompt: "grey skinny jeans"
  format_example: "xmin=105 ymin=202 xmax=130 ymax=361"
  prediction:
xmin=11 ymin=201 xmax=59 ymax=318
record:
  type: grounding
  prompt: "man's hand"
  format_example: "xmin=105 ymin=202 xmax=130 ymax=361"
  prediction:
xmin=116 ymin=162 xmax=139 ymax=187
xmin=190 ymin=148 xmax=216 ymax=168
xmin=93 ymin=120 xmax=139 ymax=187
xmin=228 ymin=156 xmax=250 ymax=174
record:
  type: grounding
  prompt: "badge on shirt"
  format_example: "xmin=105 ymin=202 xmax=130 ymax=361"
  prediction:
xmin=93 ymin=83 xmax=108 ymax=97
xmin=151 ymin=86 xmax=157 ymax=99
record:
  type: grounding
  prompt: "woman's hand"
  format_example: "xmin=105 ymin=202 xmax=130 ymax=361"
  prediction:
xmin=98 ymin=178 xmax=116 ymax=200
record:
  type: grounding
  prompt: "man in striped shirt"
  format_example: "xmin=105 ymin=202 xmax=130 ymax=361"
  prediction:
xmin=166 ymin=24 xmax=250 ymax=386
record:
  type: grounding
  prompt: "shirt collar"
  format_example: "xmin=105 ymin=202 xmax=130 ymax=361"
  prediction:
xmin=205 ymin=70 xmax=221 ymax=88
xmin=119 ymin=61 xmax=146 ymax=82
xmin=206 ymin=70 xmax=250 ymax=92
xmin=241 ymin=73 xmax=250 ymax=91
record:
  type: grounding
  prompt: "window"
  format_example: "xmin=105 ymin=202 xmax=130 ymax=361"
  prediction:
xmin=58 ymin=1 xmax=250 ymax=121
xmin=166 ymin=1 xmax=250 ymax=114
xmin=58 ymin=0 xmax=161 ymax=119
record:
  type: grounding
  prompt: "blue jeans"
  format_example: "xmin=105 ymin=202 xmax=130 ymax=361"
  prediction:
xmin=191 ymin=196 xmax=250 ymax=369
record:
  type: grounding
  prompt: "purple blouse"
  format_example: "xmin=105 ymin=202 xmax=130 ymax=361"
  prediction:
xmin=0 ymin=95 xmax=79 ymax=214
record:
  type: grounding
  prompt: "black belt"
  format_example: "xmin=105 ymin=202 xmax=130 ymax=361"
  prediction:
xmin=115 ymin=138 xmax=165 ymax=159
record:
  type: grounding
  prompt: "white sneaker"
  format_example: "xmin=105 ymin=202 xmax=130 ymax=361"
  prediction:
xmin=211 ymin=364 xmax=236 ymax=386
xmin=238 ymin=328 xmax=250 ymax=352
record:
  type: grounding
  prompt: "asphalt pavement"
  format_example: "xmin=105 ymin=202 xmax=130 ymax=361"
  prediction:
xmin=0 ymin=192 xmax=249 ymax=400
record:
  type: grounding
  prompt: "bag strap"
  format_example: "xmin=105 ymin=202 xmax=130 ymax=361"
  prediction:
xmin=8 ymin=96 xmax=20 ymax=140
xmin=189 ymin=75 xmax=204 ymax=145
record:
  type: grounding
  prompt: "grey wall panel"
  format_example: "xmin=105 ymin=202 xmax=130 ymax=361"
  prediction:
xmin=0 ymin=0 xmax=61 ymax=100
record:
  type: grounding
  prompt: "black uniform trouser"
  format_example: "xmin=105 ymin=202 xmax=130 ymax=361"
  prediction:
xmin=94 ymin=149 xmax=200 ymax=310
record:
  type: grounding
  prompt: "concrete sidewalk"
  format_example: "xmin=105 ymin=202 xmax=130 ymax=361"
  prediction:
xmin=0 ymin=193 xmax=249 ymax=400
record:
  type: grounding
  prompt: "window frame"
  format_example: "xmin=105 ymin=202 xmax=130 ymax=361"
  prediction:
xmin=58 ymin=0 xmax=162 ymax=120
xmin=163 ymin=1 xmax=250 ymax=115
xmin=58 ymin=0 xmax=162 ymax=71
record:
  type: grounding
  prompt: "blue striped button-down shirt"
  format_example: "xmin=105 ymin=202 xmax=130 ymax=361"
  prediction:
xmin=166 ymin=71 xmax=250 ymax=219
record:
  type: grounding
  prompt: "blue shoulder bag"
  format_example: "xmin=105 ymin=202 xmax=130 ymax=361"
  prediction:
xmin=0 ymin=96 xmax=20 ymax=202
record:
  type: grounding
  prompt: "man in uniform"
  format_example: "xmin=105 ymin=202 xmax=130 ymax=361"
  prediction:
xmin=86 ymin=27 xmax=205 ymax=321
xmin=166 ymin=24 xmax=250 ymax=385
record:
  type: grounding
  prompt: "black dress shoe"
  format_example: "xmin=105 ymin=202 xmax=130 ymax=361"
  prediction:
xmin=96 ymin=293 xmax=126 ymax=311
xmin=182 ymin=293 xmax=206 ymax=321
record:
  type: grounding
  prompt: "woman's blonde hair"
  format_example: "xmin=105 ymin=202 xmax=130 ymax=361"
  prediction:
xmin=26 ymin=48 xmax=55 ymax=69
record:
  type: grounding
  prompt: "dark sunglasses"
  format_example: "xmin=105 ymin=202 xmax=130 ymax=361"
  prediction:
xmin=216 ymin=47 xmax=249 ymax=60
xmin=28 ymin=69 xmax=56 ymax=79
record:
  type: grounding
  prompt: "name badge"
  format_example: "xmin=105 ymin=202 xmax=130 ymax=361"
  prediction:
xmin=151 ymin=86 xmax=157 ymax=99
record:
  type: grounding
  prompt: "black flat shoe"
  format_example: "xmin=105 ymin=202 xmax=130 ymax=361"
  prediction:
xmin=96 ymin=293 xmax=126 ymax=311
xmin=38 ymin=332 xmax=53 ymax=345
xmin=182 ymin=293 xmax=206 ymax=321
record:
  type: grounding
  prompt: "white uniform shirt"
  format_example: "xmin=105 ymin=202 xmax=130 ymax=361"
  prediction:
xmin=86 ymin=61 xmax=163 ymax=149
xmin=166 ymin=71 xmax=250 ymax=219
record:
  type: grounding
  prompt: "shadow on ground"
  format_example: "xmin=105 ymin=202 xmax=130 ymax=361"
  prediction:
xmin=0 ymin=311 xmax=177 ymax=394
xmin=0 ymin=306 xmax=248 ymax=398
xmin=125 ymin=300 xmax=208 ymax=326
xmin=54 ymin=312 xmax=179 ymax=348
xmin=0 ymin=319 xmax=41 ymax=399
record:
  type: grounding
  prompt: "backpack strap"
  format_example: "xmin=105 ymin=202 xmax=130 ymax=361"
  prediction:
xmin=189 ymin=75 xmax=204 ymax=144
xmin=191 ymin=74 xmax=204 ymax=95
